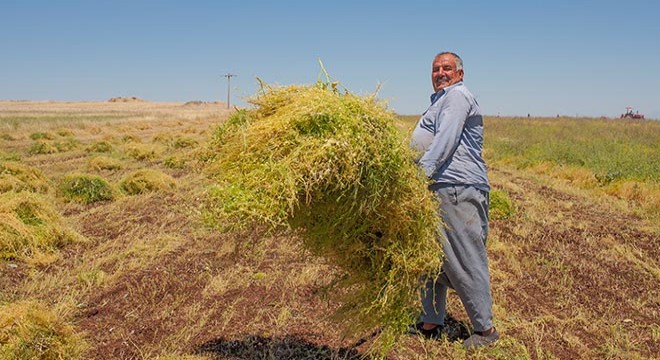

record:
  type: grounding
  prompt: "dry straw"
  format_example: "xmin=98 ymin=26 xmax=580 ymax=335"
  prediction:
xmin=0 ymin=192 xmax=83 ymax=260
xmin=0 ymin=161 xmax=51 ymax=194
xmin=87 ymin=155 xmax=122 ymax=171
xmin=0 ymin=301 xmax=87 ymax=359
xmin=119 ymin=169 xmax=176 ymax=195
xmin=202 ymin=80 xmax=443 ymax=355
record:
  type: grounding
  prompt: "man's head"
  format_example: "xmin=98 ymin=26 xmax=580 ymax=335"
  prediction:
xmin=432 ymin=52 xmax=464 ymax=92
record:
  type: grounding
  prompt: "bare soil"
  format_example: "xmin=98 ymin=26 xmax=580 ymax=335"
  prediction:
xmin=488 ymin=168 xmax=659 ymax=359
xmin=71 ymin=167 xmax=659 ymax=359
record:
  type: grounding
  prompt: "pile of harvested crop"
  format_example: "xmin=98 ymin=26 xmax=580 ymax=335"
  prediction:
xmin=57 ymin=173 xmax=115 ymax=204
xmin=0 ymin=301 xmax=87 ymax=359
xmin=0 ymin=161 xmax=50 ymax=194
xmin=0 ymin=192 xmax=84 ymax=261
xmin=119 ymin=169 xmax=176 ymax=195
xmin=201 ymin=82 xmax=443 ymax=354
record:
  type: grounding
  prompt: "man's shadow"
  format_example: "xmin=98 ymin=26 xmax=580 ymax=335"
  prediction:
xmin=443 ymin=314 xmax=471 ymax=341
xmin=196 ymin=334 xmax=361 ymax=360
xmin=196 ymin=315 xmax=470 ymax=359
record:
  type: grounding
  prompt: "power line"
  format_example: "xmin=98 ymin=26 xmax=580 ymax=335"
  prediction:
xmin=222 ymin=73 xmax=237 ymax=109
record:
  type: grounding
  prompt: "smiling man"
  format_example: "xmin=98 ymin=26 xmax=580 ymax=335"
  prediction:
xmin=408 ymin=52 xmax=499 ymax=349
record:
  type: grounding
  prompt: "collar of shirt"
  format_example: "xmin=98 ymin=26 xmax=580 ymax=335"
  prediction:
xmin=429 ymin=81 xmax=464 ymax=104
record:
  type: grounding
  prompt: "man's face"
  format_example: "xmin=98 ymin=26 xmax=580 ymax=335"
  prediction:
xmin=431 ymin=54 xmax=464 ymax=92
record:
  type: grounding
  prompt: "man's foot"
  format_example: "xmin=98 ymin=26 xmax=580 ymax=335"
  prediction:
xmin=407 ymin=322 xmax=444 ymax=339
xmin=463 ymin=327 xmax=499 ymax=349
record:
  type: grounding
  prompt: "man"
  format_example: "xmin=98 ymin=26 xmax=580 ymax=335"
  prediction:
xmin=408 ymin=52 xmax=499 ymax=348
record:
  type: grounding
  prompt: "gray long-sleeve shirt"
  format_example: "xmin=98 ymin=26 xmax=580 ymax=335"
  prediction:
xmin=410 ymin=82 xmax=490 ymax=192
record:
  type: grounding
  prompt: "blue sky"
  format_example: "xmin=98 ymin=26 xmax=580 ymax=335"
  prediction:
xmin=2 ymin=0 xmax=659 ymax=118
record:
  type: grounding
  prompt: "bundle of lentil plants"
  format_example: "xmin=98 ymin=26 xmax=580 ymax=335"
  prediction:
xmin=202 ymin=81 xmax=442 ymax=355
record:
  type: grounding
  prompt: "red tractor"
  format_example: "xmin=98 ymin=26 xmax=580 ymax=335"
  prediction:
xmin=621 ymin=106 xmax=645 ymax=119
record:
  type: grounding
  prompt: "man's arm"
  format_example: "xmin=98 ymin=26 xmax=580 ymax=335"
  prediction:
xmin=418 ymin=90 xmax=471 ymax=178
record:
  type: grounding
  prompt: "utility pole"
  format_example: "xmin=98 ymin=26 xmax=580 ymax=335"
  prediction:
xmin=222 ymin=73 xmax=236 ymax=109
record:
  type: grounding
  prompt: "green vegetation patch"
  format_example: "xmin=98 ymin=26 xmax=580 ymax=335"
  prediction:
xmin=485 ymin=117 xmax=660 ymax=184
xmin=29 ymin=132 xmax=55 ymax=140
xmin=202 ymin=82 xmax=442 ymax=355
xmin=54 ymin=137 xmax=80 ymax=152
xmin=58 ymin=173 xmax=115 ymax=204
xmin=0 ymin=192 xmax=83 ymax=260
xmin=0 ymin=161 xmax=50 ymax=194
xmin=490 ymin=189 xmax=515 ymax=220
xmin=28 ymin=138 xmax=80 ymax=155
xmin=119 ymin=169 xmax=176 ymax=195
xmin=28 ymin=141 xmax=58 ymax=155
xmin=0 ymin=301 xmax=87 ymax=359
xmin=163 ymin=154 xmax=187 ymax=169
xmin=0 ymin=151 xmax=21 ymax=162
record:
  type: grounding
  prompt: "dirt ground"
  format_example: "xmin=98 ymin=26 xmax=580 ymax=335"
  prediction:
xmin=1 ymin=103 xmax=658 ymax=359
xmin=69 ymin=165 xmax=659 ymax=359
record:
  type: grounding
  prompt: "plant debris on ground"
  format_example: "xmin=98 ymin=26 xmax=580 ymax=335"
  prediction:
xmin=201 ymin=81 xmax=443 ymax=355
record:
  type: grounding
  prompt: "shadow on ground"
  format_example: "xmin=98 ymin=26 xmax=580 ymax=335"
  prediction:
xmin=197 ymin=334 xmax=361 ymax=360
xmin=443 ymin=314 xmax=471 ymax=342
xmin=196 ymin=316 xmax=470 ymax=359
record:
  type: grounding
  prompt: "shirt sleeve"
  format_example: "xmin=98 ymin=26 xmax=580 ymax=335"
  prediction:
xmin=417 ymin=90 xmax=470 ymax=178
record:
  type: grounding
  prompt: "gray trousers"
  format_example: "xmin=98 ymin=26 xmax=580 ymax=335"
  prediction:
xmin=420 ymin=184 xmax=493 ymax=332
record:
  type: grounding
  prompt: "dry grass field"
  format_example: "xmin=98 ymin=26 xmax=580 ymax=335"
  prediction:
xmin=1 ymin=101 xmax=658 ymax=359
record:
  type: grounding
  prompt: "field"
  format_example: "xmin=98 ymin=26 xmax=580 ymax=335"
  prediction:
xmin=1 ymin=101 xmax=658 ymax=359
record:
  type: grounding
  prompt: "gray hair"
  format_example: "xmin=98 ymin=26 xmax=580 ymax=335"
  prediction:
xmin=435 ymin=52 xmax=463 ymax=71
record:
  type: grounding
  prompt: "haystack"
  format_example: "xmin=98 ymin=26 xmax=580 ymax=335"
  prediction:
xmin=107 ymin=96 xmax=145 ymax=103
xmin=202 ymin=82 xmax=443 ymax=354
